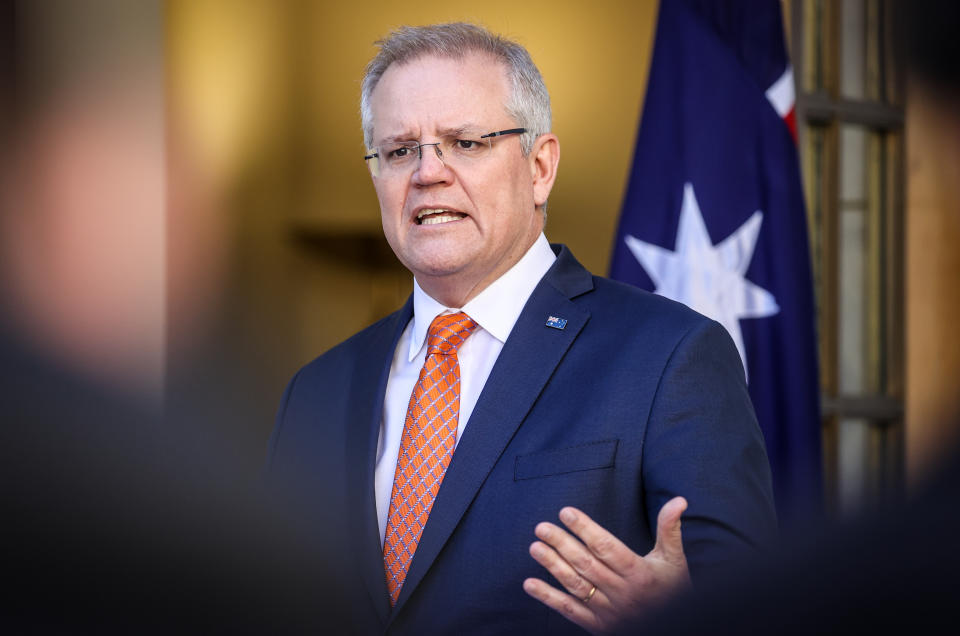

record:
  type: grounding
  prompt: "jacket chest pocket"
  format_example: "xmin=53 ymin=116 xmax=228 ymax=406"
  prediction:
xmin=513 ymin=439 xmax=619 ymax=481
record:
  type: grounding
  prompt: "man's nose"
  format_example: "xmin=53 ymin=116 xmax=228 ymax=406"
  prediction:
xmin=413 ymin=142 xmax=449 ymax=183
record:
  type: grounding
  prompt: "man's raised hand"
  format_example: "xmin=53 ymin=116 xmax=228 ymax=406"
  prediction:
xmin=523 ymin=497 xmax=691 ymax=634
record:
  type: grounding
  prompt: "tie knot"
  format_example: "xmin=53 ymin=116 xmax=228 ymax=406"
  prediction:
xmin=426 ymin=312 xmax=478 ymax=355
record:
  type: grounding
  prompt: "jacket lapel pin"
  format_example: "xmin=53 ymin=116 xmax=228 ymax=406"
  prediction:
xmin=545 ymin=316 xmax=567 ymax=330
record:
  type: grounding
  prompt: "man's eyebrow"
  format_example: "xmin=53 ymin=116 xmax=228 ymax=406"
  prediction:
xmin=379 ymin=124 xmax=484 ymax=145
xmin=436 ymin=124 xmax=483 ymax=137
xmin=379 ymin=132 xmax=419 ymax=145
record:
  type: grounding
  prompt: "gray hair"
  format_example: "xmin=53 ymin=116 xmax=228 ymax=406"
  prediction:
xmin=360 ymin=22 xmax=551 ymax=156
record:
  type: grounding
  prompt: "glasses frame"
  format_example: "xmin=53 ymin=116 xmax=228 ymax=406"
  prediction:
xmin=363 ymin=128 xmax=526 ymax=176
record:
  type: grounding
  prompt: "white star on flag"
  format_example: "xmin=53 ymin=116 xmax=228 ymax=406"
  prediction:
xmin=624 ymin=183 xmax=779 ymax=381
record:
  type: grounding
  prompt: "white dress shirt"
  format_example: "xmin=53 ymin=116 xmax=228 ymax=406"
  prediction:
xmin=374 ymin=233 xmax=557 ymax=544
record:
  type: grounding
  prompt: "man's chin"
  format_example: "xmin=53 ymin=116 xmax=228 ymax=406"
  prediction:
xmin=402 ymin=242 xmax=477 ymax=277
xmin=410 ymin=259 xmax=472 ymax=281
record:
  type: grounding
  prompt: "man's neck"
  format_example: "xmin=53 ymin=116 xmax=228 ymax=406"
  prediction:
xmin=414 ymin=235 xmax=545 ymax=308
xmin=416 ymin=277 xmax=492 ymax=309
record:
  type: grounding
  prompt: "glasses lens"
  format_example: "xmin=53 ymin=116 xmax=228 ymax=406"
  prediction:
xmin=443 ymin=136 xmax=492 ymax=161
xmin=368 ymin=132 xmax=509 ymax=176
xmin=379 ymin=142 xmax=419 ymax=173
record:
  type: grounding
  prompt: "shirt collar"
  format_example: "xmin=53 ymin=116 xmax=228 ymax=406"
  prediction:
xmin=408 ymin=233 xmax=556 ymax=362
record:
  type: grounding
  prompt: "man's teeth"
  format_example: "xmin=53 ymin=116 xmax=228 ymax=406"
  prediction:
xmin=417 ymin=209 xmax=464 ymax=225
xmin=421 ymin=214 xmax=460 ymax=225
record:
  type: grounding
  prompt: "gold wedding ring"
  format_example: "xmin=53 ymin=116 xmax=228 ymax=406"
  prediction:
xmin=582 ymin=584 xmax=597 ymax=604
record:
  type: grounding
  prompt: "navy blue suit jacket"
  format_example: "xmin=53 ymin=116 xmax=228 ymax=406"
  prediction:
xmin=267 ymin=245 xmax=777 ymax=634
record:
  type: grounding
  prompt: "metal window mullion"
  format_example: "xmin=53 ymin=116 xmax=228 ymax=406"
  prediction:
xmin=801 ymin=93 xmax=903 ymax=129
xmin=822 ymin=394 xmax=904 ymax=420
xmin=884 ymin=132 xmax=905 ymax=399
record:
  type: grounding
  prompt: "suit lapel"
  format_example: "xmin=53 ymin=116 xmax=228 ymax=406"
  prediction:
xmin=345 ymin=298 xmax=414 ymax=626
xmin=390 ymin=246 xmax=594 ymax=615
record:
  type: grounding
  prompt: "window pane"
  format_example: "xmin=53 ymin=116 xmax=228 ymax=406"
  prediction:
xmin=840 ymin=0 xmax=866 ymax=99
xmin=838 ymin=125 xmax=868 ymax=394
xmin=865 ymin=0 xmax=884 ymax=101
xmin=841 ymin=0 xmax=888 ymax=101
xmin=837 ymin=417 xmax=870 ymax=514
xmin=837 ymin=417 xmax=901 ymax=514
xmin=836 ymin=124 xmax=890 ymax=397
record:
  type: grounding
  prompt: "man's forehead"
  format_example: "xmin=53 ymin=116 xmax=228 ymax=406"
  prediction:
xmin=369 ymin=53 xmax=512 ymax=140
xmin=371 ymin=53 xmax=509 ymax=104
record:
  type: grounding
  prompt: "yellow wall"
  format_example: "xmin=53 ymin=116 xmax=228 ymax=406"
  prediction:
xmin=167 ymin=0 xmax=658 ymax=270
xmin=165 ymin=1 xmax=659 ymax=469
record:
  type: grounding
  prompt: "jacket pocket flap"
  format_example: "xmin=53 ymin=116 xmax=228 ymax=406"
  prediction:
xmin=514 ymin=440 xmax=619 ymax=481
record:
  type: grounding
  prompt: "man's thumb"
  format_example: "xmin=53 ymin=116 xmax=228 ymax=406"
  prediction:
xmin=653 ymin=496 xmax=687 ymax=562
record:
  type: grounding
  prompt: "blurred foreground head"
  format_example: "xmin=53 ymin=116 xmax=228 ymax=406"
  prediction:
xmin=1 ymin=5 xmax=347 ymax=630
xmin=0 ymin=0 xmax=225 ymax=404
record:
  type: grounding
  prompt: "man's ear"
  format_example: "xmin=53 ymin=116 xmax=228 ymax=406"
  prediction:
xmin=528 ymin=133 xmax=560 ymax=208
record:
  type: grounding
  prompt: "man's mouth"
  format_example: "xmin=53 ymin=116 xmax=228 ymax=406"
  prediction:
xmin=416 ymin=208 xmax=467 ymax=226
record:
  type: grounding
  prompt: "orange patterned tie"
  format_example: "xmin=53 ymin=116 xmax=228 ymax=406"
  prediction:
xmin=383 ymin=311 xmax=478 ymax=606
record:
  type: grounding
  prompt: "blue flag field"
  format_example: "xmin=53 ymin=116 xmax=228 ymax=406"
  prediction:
xmin=610 ymin=0 xmax=822 ymax=522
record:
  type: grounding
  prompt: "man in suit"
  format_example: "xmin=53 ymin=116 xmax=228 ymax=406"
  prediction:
xmin=267 ymin=22 xmax=777 ymax=635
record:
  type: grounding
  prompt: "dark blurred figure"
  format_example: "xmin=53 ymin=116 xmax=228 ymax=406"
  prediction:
xmin=636 ymin=448 xmax=960 ymax=635
xmin=0 ymin=326 xmax=346 ymax=634
xmin=0 ymin=2 xmax=346 ymax=631
xmin=906 ymin=0 xmax=960 ymax=98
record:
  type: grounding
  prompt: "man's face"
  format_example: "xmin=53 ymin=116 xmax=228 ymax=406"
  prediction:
xmin=368 ymin=53 xmax=546 ymax=304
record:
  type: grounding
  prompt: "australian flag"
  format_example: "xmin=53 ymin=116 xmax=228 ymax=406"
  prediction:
xmin=610 ymin=0 xmax=822 ymax=523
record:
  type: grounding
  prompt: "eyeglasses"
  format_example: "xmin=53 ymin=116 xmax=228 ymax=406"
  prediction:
xmin=364 ymin=128 xmax=526 ymax=178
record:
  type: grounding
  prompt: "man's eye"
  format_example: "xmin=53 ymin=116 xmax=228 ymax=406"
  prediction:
xmin=388 ymin=147 xmax=411 ymax=159
xmin=455 ymin=139 xmax=481 ymax=150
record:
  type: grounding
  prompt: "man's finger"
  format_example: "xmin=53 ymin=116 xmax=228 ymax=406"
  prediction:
xmin=522 ymin=577 xmax=598 ymax=632
xmin=557 ymin=507 xmax=637 ymax=576
xmin=534 ymin=520 xmax=618 ymax=589
xmin=651 ymin=496 xmax=687 ymax=562
xmin=529 ymin=539 xmax=597 ymax=600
